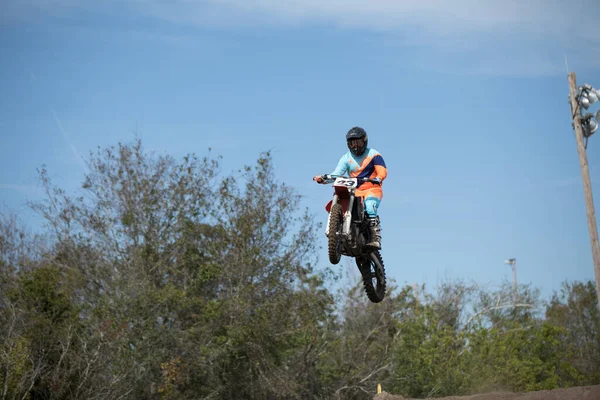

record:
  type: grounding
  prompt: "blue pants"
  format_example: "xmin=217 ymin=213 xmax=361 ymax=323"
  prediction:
xmin=364 ymin=196 xmax=381 ymax=218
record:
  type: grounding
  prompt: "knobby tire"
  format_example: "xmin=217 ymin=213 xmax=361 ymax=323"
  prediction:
xmin=328 ymin=203 xmax=343 ymax=265
xmin=356 ymin=251 xmax=386 ymax=303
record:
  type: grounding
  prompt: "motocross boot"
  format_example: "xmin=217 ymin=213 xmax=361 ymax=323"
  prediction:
xmin=366 ymin=216 xmax=382 ymax=250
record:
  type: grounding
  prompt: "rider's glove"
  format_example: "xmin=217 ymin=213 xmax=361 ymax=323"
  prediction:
xmin=372 ymin=177 xmax=381 ymax=185
xmin=313 ymin=175 xmax=324 ymax=184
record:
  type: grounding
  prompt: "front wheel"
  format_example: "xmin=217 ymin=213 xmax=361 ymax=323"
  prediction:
xmin=327 ymin=203 xmax=343 ymax=264
xmin=356 ymin=251 xmax=386 ymax=303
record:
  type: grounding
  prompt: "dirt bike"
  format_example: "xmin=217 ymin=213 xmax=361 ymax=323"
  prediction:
xmin=316 ymin=174 xmax=386 ymax=303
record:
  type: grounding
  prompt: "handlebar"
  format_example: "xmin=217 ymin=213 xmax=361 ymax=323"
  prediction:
xmin=318 ymin=174 xmax=381 ymax=185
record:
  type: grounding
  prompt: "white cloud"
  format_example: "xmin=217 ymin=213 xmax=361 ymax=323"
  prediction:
xmin=5 ymin=0 xmax=597 ymax=37
xmin=130 ymin=0 xmax=599 ymax=39
xmin=3 ymin=0 xmax=600 ymax=75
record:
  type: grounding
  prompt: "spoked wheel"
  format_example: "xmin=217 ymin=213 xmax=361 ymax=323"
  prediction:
xmin=327 ymin=203 xmax=343 ymax=264
xmin=356 ymin=251 xmax=386 ymax=303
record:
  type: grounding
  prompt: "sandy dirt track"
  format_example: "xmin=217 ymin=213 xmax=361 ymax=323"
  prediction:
xmin=373 ymin=385 xmax=600 ymax=400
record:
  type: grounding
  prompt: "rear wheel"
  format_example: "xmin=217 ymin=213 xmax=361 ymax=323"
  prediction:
xmin=356 ymin=251 xmax=386 ymax=303
xmin=327 ymin=203 xmax=343 ymax=264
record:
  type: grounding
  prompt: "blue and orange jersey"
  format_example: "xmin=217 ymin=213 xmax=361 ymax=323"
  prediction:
xmin=330 ymin=148 xmax=387 ymax=198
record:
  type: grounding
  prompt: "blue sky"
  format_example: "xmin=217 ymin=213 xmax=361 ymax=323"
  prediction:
xmin=1 ymin=0 xmax=600 ymax=302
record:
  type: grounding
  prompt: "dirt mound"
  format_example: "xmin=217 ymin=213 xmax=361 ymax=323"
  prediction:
xmin=373 ymin=385 xmax=600 ymax=400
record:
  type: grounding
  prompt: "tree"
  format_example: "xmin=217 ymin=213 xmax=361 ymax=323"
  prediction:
xmin=465 ymin=320 xmax=578 ymax=392
xmin=387 ymin=280 xmax=579 ymax=397
xmin=318 ymin=279 xmax=405 ymax=400
xmin=8 ymin=138 xmax=335 ymax=399
xmin=546 ymin=280 xmax=600 ymax=385
xmin=390 ymin=284 xmax=472 ymax=398
xmin=0 ymin=212 xmax=50 ymax=400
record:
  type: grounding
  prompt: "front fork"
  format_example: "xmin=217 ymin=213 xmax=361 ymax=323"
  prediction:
xmin=325 ymin=195 xmax=338 ymax=236
xmin=325 ymin=194 xmax=354 ymax=238
xmin=343 ymin=195 xmax=354 ymax=238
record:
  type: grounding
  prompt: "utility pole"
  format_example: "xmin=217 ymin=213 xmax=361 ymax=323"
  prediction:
xmin=568 ymin=72 xmax=600 ymax=311
xmin=505 ymin=258 xmax=517 ymax=306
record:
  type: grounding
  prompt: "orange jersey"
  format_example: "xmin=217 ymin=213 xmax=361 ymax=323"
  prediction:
xmin=330 ymin=148 xmax=387 ymax=199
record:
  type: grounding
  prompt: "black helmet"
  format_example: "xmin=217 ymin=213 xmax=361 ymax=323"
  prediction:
xmin=346 ymin=126 xmax=368 ymax=156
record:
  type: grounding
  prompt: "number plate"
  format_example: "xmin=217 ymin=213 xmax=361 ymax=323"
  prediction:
xmin=333 ymin=177 xmax=357 ymax=188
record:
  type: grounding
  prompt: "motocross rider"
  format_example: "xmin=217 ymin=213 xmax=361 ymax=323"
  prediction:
xmin=313 ymin=126 xmax=387 ymax=250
